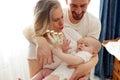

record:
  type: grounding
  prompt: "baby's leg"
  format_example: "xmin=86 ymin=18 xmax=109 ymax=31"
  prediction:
xmin=31 ymin=68 xmax=53 ymax=80
xmin=43 ymin=75 xmax=59 ymax=80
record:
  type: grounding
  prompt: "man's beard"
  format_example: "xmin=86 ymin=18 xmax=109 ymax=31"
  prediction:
xmin=72 ymin=11 xmax=85 ymax=20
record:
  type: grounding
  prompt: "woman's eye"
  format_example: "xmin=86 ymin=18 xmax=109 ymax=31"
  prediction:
xmin=85 ymin=45 xmax=88 ymax=47
xmin=53 ymin=19 xmax=59 ymax=22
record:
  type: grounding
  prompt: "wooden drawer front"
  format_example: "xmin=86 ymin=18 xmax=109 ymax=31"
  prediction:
xmin=114 ymin=58 xmax=120 ymax=75
xmin=112 ymin=71 xmax=120 ymax=80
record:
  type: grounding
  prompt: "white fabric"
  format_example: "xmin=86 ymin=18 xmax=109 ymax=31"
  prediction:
xmin=63 ymin=8 xmax=101 ymax=39
xmin=28 ymin=43 xmax=36 ymax=59
xmin=73 ymin=51 xmax=93 ymax=62
xmin=48 ymin=51 xmax=92 ymax=80
xmin=104 ymin=40 xmax=120 ymax=60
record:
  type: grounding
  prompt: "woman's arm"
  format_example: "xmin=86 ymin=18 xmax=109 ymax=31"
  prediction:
xmin=23 ymin=25 xmax=53 ymax=65
xmin=69 ymin=55 xmax=98 ymax=80
xmin=28 ymin=59 xmax=43 ymax=78
xmin=52 ymin=48 xmax=84 ymax=65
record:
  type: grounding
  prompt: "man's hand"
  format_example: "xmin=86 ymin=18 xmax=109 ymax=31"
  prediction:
xmin=35 ymin=37 xmax=54 ymax=65
xmin=68 ymin=64 xmax=90 ymax=80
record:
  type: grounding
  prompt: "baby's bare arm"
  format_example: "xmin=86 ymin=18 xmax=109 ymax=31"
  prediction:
xmin=52 ymin=48 xmax=84 ymax=65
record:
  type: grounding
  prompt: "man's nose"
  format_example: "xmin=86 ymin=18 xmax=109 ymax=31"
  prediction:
xmin=75 ymin=7 xmax=82 ymax=14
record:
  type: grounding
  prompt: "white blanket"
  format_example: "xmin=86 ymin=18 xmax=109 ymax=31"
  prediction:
xmin=103 ymin=39 xmax=120 ymax=60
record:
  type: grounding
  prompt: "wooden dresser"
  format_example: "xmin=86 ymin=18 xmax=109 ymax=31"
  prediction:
xmin=103 ymin=37 xmax=120 ymax=80
xmin=112 ymin=58 xmax=120 ymax=80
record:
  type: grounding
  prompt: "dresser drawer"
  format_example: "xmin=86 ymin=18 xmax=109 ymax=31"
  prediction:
xmin=112 ymin=58 xmax=120 ymax=80
xmin=112 ymin=70 xmax=120 ymax=80
xmin=114 ymin=58 xmax=120 ymax=75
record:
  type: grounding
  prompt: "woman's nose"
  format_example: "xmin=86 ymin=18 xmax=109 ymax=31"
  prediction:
xmin=59 ymin=18 xmax=64 ymax=26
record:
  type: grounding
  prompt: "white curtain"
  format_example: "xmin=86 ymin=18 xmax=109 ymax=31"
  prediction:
xmin=0 ymin=0 xmax=37 ymax=80
xmin=0 ymin=0 xmax=99 ymax=80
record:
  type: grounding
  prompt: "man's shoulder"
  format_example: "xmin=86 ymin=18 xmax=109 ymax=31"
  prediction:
xmin=85 ymin=12 xmax=100 ymax=21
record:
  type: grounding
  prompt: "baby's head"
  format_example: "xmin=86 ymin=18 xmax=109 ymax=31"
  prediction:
xmin=77 ymin=36 xmax=101 ymax=56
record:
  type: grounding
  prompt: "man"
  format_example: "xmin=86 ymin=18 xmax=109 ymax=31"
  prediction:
xmin=62 ymin=0 xmax=101 ymax=80
xmin=24 ymin=0 xmax=101 ymax=80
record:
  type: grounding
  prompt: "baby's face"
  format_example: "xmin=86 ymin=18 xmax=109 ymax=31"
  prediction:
xmin=77 ymin=38 xmax=94 ymax=53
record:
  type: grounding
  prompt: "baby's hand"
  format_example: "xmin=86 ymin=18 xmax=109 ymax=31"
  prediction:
xmin=46 ymin=30 xmax=71 ymax=52
xmin=62 ymin=39 xmax=71 ymax=52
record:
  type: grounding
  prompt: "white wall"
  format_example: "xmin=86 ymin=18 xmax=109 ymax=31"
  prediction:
xmin=88 ymin=0 xmax=100 ymax=18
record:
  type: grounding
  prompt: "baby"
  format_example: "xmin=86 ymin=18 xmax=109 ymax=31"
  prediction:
xmin=43 ymin=34 xmax=101 ymax=80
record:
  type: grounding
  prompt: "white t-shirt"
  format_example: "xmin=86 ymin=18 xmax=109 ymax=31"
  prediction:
xmin=63 ymin=8 xmax=101 ymax=39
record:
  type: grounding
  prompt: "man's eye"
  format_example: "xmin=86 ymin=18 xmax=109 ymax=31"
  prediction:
xmin=71 ymin=4 xmax=77 ymax=8
xmin=80 ymin=4 xmax=87 ymax=8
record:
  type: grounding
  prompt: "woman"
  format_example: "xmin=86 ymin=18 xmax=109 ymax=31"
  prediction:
xmin=23 ymin=0 xmax=96 ymax=80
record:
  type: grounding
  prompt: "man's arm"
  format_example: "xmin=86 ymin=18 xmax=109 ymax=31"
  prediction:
xmin=69 ymin=55 xmax=98 ymax=80
xmin=23 ymin=25 xmax=53 ymax=64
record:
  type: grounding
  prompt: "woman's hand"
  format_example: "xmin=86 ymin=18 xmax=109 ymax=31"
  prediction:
xmin=35 ymin=37 xmax=54 ymax=65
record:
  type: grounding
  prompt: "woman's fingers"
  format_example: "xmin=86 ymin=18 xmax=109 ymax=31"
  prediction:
xmin=36 ymin=44 xmax=53 ymax=65
xmin=43 ymin=58 xmax=48 ymax=65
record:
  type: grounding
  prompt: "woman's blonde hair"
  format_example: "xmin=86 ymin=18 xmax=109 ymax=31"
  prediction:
xmin=34 ymin=0 xmax=61 ymax=36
